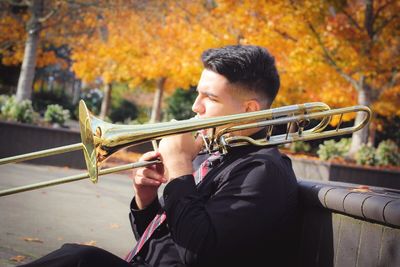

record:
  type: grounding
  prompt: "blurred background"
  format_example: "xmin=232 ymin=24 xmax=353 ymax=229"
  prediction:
xmin=1 ymin=1 xmax=400 ymax=265
xmin=1 ymin=0 xmax=399 ymax=164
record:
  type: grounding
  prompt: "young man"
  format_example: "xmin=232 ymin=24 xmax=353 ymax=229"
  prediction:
xmin=19 ymin=45 xmax=299 ymax=267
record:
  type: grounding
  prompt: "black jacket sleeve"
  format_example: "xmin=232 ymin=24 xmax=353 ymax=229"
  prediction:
xmin=162 ymin=154 xmax=297 ymax=266
xmin=129 ymin=197 xmax=162 ymax=241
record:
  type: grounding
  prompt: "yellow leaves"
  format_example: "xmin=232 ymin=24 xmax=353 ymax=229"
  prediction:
xmin=36 ymin=51 xmax=59 ymax=68
xmin=81 ymin=240 xmax=97 ymax=246
xmin=22 ymin=237 xmax=44 ymax=243
xmin=2 ymin=0 xmax=395 ymax=119
xmin=109 ymin=223 xmax=121 ymax=229
xmin=102 ymin=71 xmax=114 ymax=84
xmin=373 ymin=85 xmax=400 ymax=117
xmin=10 ymin=255 xmax=27 ymax=263
xmin=330 ymin=112 xmax=356 ymax=127
xmin=71 ymin=2 xmax=216 ymax=86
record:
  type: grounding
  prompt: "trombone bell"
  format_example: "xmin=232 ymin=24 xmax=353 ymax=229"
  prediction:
xmin=79 ymin=101 xmax=98 ymax=183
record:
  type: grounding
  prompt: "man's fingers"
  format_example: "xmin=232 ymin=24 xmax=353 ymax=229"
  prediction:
xmin=137 ymin=151 xmax=163 ymax=171
xmin=136 ymin=177 xmax=162 ymax=186
xmin=136 ymin=167 xmax=167 ymax=183
xmin=139 ymin=151 xmax=161 ymax=161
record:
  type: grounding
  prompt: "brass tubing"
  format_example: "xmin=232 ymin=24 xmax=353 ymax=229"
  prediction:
xmin=0 ymin=160 xmax=160 ymax=197
xmin=222 ymin=105 xmax=371 ymax=148
xmin=0 ymin=143 xmax=83 ymax=165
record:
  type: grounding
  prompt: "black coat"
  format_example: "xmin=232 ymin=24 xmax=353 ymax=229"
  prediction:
xmin=129 ymin=135 xmax=299 ymax=267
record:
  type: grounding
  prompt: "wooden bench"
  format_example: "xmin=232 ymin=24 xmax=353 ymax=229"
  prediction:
xmin=297 ymin=179 xmax=400 ymax=267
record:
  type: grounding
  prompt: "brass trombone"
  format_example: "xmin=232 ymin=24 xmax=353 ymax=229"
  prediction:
xmin=0 ymin=100 xmax=371 ymax=197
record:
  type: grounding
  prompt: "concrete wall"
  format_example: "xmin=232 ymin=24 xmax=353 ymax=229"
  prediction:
xmin=0 ymin=121 xmax=152 ymax=169
xmin=291 ymin=156 xmax=400 ymax=190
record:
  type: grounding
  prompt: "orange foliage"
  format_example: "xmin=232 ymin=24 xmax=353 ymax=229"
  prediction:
xmin=1 ymin=0 xmax=399 ymax=124
xmin=0 ymin=1 xmax=102 ymax=70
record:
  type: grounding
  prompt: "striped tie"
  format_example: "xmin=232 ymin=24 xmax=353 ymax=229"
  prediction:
xmin=125 ymin=152 xmax=222 ymax=262
xmin=124 ymin=212 xmax=166 ymax=261
xmin=193 ymin=152 xmax=222 ymax=184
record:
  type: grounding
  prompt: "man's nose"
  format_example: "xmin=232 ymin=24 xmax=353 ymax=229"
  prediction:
xmin=192 ymin=96 xmax=204 ymax=115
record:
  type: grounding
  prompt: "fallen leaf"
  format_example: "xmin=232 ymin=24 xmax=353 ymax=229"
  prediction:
xmin=10 ymin=255 xmax=26 ymax=263
xmin=23 ymin=237 xmax=44 ymax=243
xmin=109 ymin=223 xmax=121 ymax=229
xmin=81 ymin=240 xmax=97 ymax=246
xmin=351 ymin=185 xmax=371 ymax=193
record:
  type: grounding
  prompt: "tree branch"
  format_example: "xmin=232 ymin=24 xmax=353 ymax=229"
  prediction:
xmin=257 ymin=14 xmax=298 ymax=42
xmin=382 ymin=68 xmax=399 ymax=91
xmin=287 ymin=0 xmax=360 ymax=90
xmin=273 ymin=28 xmax=298 ymax=42
xmin=364 ymin=0 xmax=374 ymax=40
xmin=341 ymin=8 xmax=362 ymax=32
xmin=374 ymin=0 xmax=394 ymax=20
xmin=374 ymin=14 xmax=399 ymax=37
xmin=174 ymin=2 xmax=221 ymax=40
xmin=0 ymin=40 xmax=15 ymax=50
xmin=307 ymin=22 xmax=360 ymax=90
xmin=38 ymin=8 xmax=57 ymax=23
xmin=5 ymin=0 xmax=31 ymax=7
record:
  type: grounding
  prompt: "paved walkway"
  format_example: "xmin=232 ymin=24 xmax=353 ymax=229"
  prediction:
xmin=0 ymin=163 xmax=139 ymax=266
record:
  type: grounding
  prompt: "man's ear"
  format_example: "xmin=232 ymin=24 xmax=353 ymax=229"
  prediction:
xmin=245 ymin=99 xmax=261 ymax=112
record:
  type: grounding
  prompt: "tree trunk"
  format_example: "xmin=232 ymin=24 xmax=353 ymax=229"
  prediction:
xmin=72 ymin=79 xmax=81 ymax=105
xmin=150 ymin=77 xmax=166 ymax=123
xmin=15 ymin=0 xmax=43 ymax=102
xmin=99 ymin=83 xmax=112 ymax=119
xmin=368 ymin=120 xmax=376 ymax=146
xmin=348 ymin=82 xmax=372 ymax=157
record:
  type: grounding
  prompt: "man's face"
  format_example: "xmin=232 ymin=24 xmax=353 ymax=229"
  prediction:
xmin=192 ymin=69 xmax=248 ymax=118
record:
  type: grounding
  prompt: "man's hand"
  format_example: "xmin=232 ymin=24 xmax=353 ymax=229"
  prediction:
xmin=133 ymin=151 xmax=167 ymax=210
xmin=158 ymin=132 xmax=204 ymax=180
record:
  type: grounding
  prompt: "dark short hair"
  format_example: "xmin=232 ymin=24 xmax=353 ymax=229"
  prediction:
xmin=201 ymin=45 xmax=280 ymax=107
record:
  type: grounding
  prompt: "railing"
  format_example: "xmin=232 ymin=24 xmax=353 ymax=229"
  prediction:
xmin=297 ymin=179 xmax=400 ymax=267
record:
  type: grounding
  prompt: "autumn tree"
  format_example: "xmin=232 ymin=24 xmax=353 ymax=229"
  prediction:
xmin=4 ymin=0 xmax=394 ymax=156
xmin=71 ymin=1 xmax=225 ymax=122
xmin=207 ymin=0 xmax=399 ymax=154
xmin=0 ymin=0 xmax=111 ymax=102
xmin=279 ymin=0 xmax=400 ymax=155
xmin=0 ymin=0 xmax=53 ymax=102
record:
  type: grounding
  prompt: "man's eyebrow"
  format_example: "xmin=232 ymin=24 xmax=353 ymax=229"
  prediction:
xmin=205 ymin=91 xmax=218 ymax=98
xmin=197 ymin=88 xmax=218 ymax=98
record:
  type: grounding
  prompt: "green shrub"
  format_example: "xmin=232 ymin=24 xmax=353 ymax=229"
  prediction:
xmin=317 ymin=140 xmax=338 ymax=160
xmin=290 ymin=141 xmax=311 ymax=153
xmin=131 ymin=107 xmax=150 ymax=124
xmin=44 ymin=104 xmax=70 ymax=125
xmin=165 ymin=88 xmax=197 ymax=120
xmin=355 ymin=144 xmax=376 ymax=166
xmin=0 ymin=94 xmax=9 ymax=120
xmin=0 ymin=94 xmax=9 ymax=109
xmin=0 ymin=95 xmax=39 ymax=123
xmin=375 ymin=115 xmax=400 ymax=147
xmin=109 ymin=99 xmax=138 ymax=123
xmin=32 ymin=88 xmax=73 ymax=115
xmin=317 ymin=138 xmax=350 ymax=160
xmin=336 ymin=138 xmax=351 ymax=154
xmin=81 ymin=89 xmax=103 ymax=115
xmin=375 ymin=139 xmax=400 ymax=166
